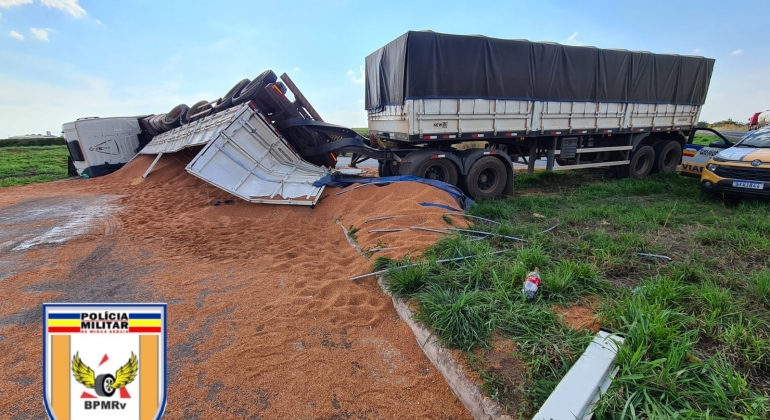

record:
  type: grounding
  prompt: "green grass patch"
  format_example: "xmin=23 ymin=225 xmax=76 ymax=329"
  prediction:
xmin=0 ymin=145 xmax=70 ymax=187
xmin=376 ymin=169 xmax=770 ymax=418
xmin=0 ymin=137 xmax=65 ymax=147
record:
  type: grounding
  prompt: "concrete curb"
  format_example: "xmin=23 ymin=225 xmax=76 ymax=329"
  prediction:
xmin=377 ymin=277 xmax=512 ymax=420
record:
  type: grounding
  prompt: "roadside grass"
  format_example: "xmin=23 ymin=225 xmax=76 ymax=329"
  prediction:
xmin=377 ymin=169 xmax=770 ymax=418
xmin=0 ymin=145 xmax=70 ymax=187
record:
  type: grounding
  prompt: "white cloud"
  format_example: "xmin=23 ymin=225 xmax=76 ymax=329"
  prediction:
xmin=347 ymin=65 xmax=364 ymax=84
xmin=294 ymin=67 xmax=300 ymax=72
xmin=30 ymin=28 xmax=51 ymax=41
xmin=693 ymin=48 xmax=700 ymax=53
xmin=40 ymin=0 xmax=86 ymax=17
xmin=731 ymin=49 xmax=742 ymax=55
xmin=95 ymin=19 xmax=104 ymax=26
xmin=8 ymin=30 xmax=24 ymax=40
xmin=0 ymin=51 xmax=220 ymax=139
xmin=0 ymin=0 xmax=32 ymax=8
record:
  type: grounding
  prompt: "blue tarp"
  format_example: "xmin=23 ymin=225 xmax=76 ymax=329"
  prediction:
xmin=314 ymin=174 xmax=473 ymax=211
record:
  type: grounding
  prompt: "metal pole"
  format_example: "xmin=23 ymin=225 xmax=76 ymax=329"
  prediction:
xmin=546 ymin=137 xmax=557 ymax=171
xmin=142 ymin=153 xmax=164 ymax=179
xmin=528 ymin=138 xmax=537 ymax=175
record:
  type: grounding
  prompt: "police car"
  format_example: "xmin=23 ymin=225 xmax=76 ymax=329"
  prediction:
xmin=683 ymin=126 xmax=770 ymax=197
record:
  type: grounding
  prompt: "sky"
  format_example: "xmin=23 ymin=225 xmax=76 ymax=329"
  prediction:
xmin=0 ymin=0 xmax=768 ymax=138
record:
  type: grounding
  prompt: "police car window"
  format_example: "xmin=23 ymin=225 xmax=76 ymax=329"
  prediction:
xmin=738 ymin=130 xmax=770 ymax=148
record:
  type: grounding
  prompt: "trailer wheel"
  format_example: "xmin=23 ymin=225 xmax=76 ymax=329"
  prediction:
xmin=413 ymin=158 xmax=458 ymax=186
xmin=234 ymin=70 xmax=278 ymax=107
xmin=162 ymin=104 xmax=189 ymax=128
xmin=214 ymin=78 xmax=250 ymax=112
xmin=627 ymin=145 xmax=655 ymax=179
xmin=464 ymin=156 xmax=507 ymax=199
xmin=653 ymin=140 xmax=682 ymax=173
xmin=94 ymin=374 xmax=116 ymax=397
xmin=378 ymin=161 xmax=396 ymax=177
xmin=187 ymin=100 xmax=213 ymax=122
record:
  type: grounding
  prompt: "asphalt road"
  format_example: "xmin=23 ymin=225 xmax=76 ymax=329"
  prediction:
xmin=716 ymin=130 xmax=749 ymax=142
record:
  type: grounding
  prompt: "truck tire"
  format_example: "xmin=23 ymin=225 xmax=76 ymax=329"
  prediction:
xmin=378 ymin=161 xmax=396 ymax=177
xmin=187 ymin=100 xmax=213 ymax=122
xmin=150 ymin=115 xmax=170 ymax=133
xmin=653 ymin=140 xmax=682 ymax=173
xmin=413 ymin=158 xmax=459 ymax=186
xmin=95 ymin=374 xmax=116 ymax=397
xmin=463 ymin=156 xmax=507 ymax=199
xmin=234 ymin=70 xmax=278 ymax=107
xmin=214 ymin=79 xmax=250 ymax=113
xmin=163 ymin=104 xmax=189 ymax=128
xmin=627 ymin=145 xmax=655 ymax=178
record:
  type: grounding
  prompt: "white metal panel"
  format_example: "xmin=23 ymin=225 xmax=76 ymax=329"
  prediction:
xmin=73 ymin=118 xmax=142 ymax=167
xmin=140 ymin=105 xmax=246 ymax=155
xmin=186 ymin=109 xmax=329 ymax=206
xmin=368 ymin=98 xmax=702 ymax=137
xmin=533 ymin=330 xmax=624 ymax=420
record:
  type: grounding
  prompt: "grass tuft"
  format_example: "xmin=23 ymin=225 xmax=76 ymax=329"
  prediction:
xmin=748 ymin=270 xmax=770 ymax=307
xmin=384 ymin=263 xmax=429 ymax=297
xmin=414 ymin=286 xmax=494 ymax=351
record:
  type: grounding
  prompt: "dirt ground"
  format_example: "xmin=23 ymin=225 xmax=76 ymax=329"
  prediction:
xmin=0 ymin=153 xmax=472 ymax=419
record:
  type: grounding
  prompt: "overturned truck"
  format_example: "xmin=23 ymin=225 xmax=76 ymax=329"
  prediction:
xmin=63 ymin=31 xmax=715 ymax=200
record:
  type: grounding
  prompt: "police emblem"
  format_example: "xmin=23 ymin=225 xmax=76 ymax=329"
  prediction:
xmin=43 ymin=303 xmax=167 ymax=420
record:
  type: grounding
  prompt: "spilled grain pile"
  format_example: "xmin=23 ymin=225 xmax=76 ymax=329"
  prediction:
xmin=0 ymin=152 xmax=472 ymax=419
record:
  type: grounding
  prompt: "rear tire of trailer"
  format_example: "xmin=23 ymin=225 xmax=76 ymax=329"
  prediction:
xmin=463 ymin=156 xmax=507 ymax=199
xmin=626 ymin=145 xmax=655 ymax=179
xmin=187 ymin=100 xmax=213 ymax=122
xmin=214 ymin=78 xmax=250 ymax=113
xmin=378 ymin=161 xmax=396 ymax=177
xmin=234 ymin=70 xmax=278 ymax=106
xmin=653 ymin=140 xmax=681 ymax=173
xmin=163 ymin=104 xmax=189 ymax=128
xmin=413 ymin=158 xmax=459 ymax=186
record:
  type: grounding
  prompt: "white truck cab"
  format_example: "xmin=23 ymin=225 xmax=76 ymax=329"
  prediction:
xmin=63 ymin=117 xmax=150 ymax=177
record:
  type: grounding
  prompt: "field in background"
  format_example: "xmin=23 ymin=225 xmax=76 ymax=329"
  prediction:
xmin=378 ymin=170 xmax=770 ymax=418
xmin=0 ymin=145 xmax=70 ymax=187
xmin=711 ymin=124 xmax=749 ymax=132
xmin=0 ymin=137 xmax=65 ymax=147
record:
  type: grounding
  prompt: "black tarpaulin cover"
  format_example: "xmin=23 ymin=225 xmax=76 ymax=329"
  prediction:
xmin=365 ymin=31 xmax=715 ymax=111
